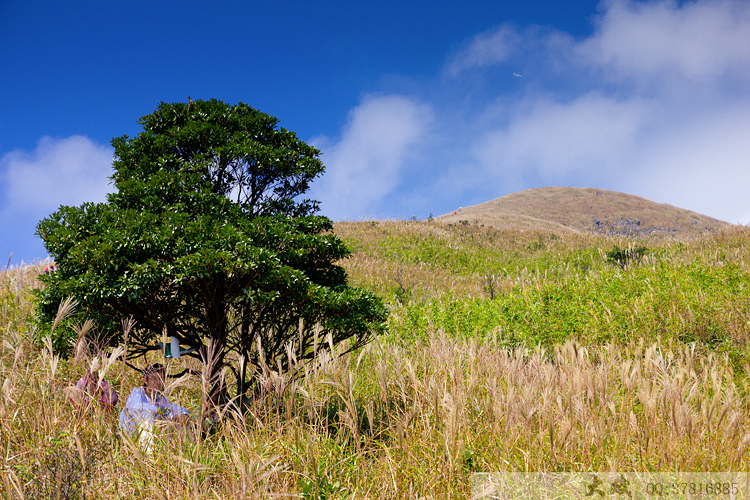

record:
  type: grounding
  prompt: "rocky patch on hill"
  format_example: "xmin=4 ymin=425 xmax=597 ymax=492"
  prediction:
xmin=593 ymin=217 xmax=679 ymax=236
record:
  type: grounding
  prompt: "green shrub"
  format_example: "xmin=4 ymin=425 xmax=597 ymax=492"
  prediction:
xmin=606 ymin=245 xmax=648 ymax=268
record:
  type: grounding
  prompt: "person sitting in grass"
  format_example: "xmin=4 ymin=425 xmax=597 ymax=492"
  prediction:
xmin=67 ymin=364 xmax=119 ymax=412
xmin=119 ymin=363 xmax=190 ymax=452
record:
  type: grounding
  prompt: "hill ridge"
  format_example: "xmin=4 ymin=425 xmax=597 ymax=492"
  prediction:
xmin=437 ymin=186 xmax=731 ymax=237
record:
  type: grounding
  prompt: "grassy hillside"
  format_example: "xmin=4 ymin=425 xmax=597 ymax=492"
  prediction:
xmin=437 ymin=187 xmax=732 ymax=237
xmin=336 ymin=221 xmax=750 ymax=361
xmin=2 ymin=223 xmax=750 ymax=498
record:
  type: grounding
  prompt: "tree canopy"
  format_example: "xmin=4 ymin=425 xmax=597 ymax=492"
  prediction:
xmin=36 ymin=98 xmax=387 ymax=402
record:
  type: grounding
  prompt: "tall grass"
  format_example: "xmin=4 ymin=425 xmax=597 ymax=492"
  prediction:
xmin=2 ymin=225 xmax=750 ymax=498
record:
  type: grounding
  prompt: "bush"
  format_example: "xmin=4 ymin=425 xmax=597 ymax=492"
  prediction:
xmin=606 ymin=245 xmax=648 ymax=269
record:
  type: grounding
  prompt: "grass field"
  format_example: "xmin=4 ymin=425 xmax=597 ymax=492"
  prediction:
xmin=2 ymin=222 xmax=750 ymax=498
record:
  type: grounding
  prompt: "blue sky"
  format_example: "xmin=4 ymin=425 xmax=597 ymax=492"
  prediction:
xmin=1 ymin=0 xmax=749 ymax=264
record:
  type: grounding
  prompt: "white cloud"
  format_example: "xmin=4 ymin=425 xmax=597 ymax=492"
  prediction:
xmin=621 ymin=103 xmax=750 ymax=224
xmin=446 ymin=0 xmax=750 ymax=86
xmin=1 ymin=135 xmax=113 ymax=212
xmin=309 ymin=95 xmax=432 ymax=219
xmin=578 ymin=0 xmax=750 ymax=85
xmin=0 ymin=135 xmax=114 ymax=262
xmin=446 ymin=25 xmax=522 ymax=75
xmin=472 ymin=93 xmax=653 ymax=187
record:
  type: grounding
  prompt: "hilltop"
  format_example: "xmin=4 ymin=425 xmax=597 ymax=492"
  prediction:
xmin=436 ymin=186 xmax=732 ymax=237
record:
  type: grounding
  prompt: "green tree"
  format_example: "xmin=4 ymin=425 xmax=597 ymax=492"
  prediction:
xmin=36 ymin=98 xmax=387 ymax=403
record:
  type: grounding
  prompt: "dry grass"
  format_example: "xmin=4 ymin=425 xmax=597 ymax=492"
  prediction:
xmin=436 ymin=187 xmax=732 ymax=237
xmin=2 ymin=319 xmax=748 ymax=498
xmin=0 ymin=260 xmax=51 ymax=334
xmin=2 ymin=229 xmax=750 ymax=498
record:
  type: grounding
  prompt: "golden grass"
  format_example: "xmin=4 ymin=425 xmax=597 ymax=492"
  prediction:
xmin=3 ymin=230 xmax=750 ymax=498
xmin=2 ymin=319 xmax=749 ymax=498
xmin=436 ymin=187 xmax=732 ymax=237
